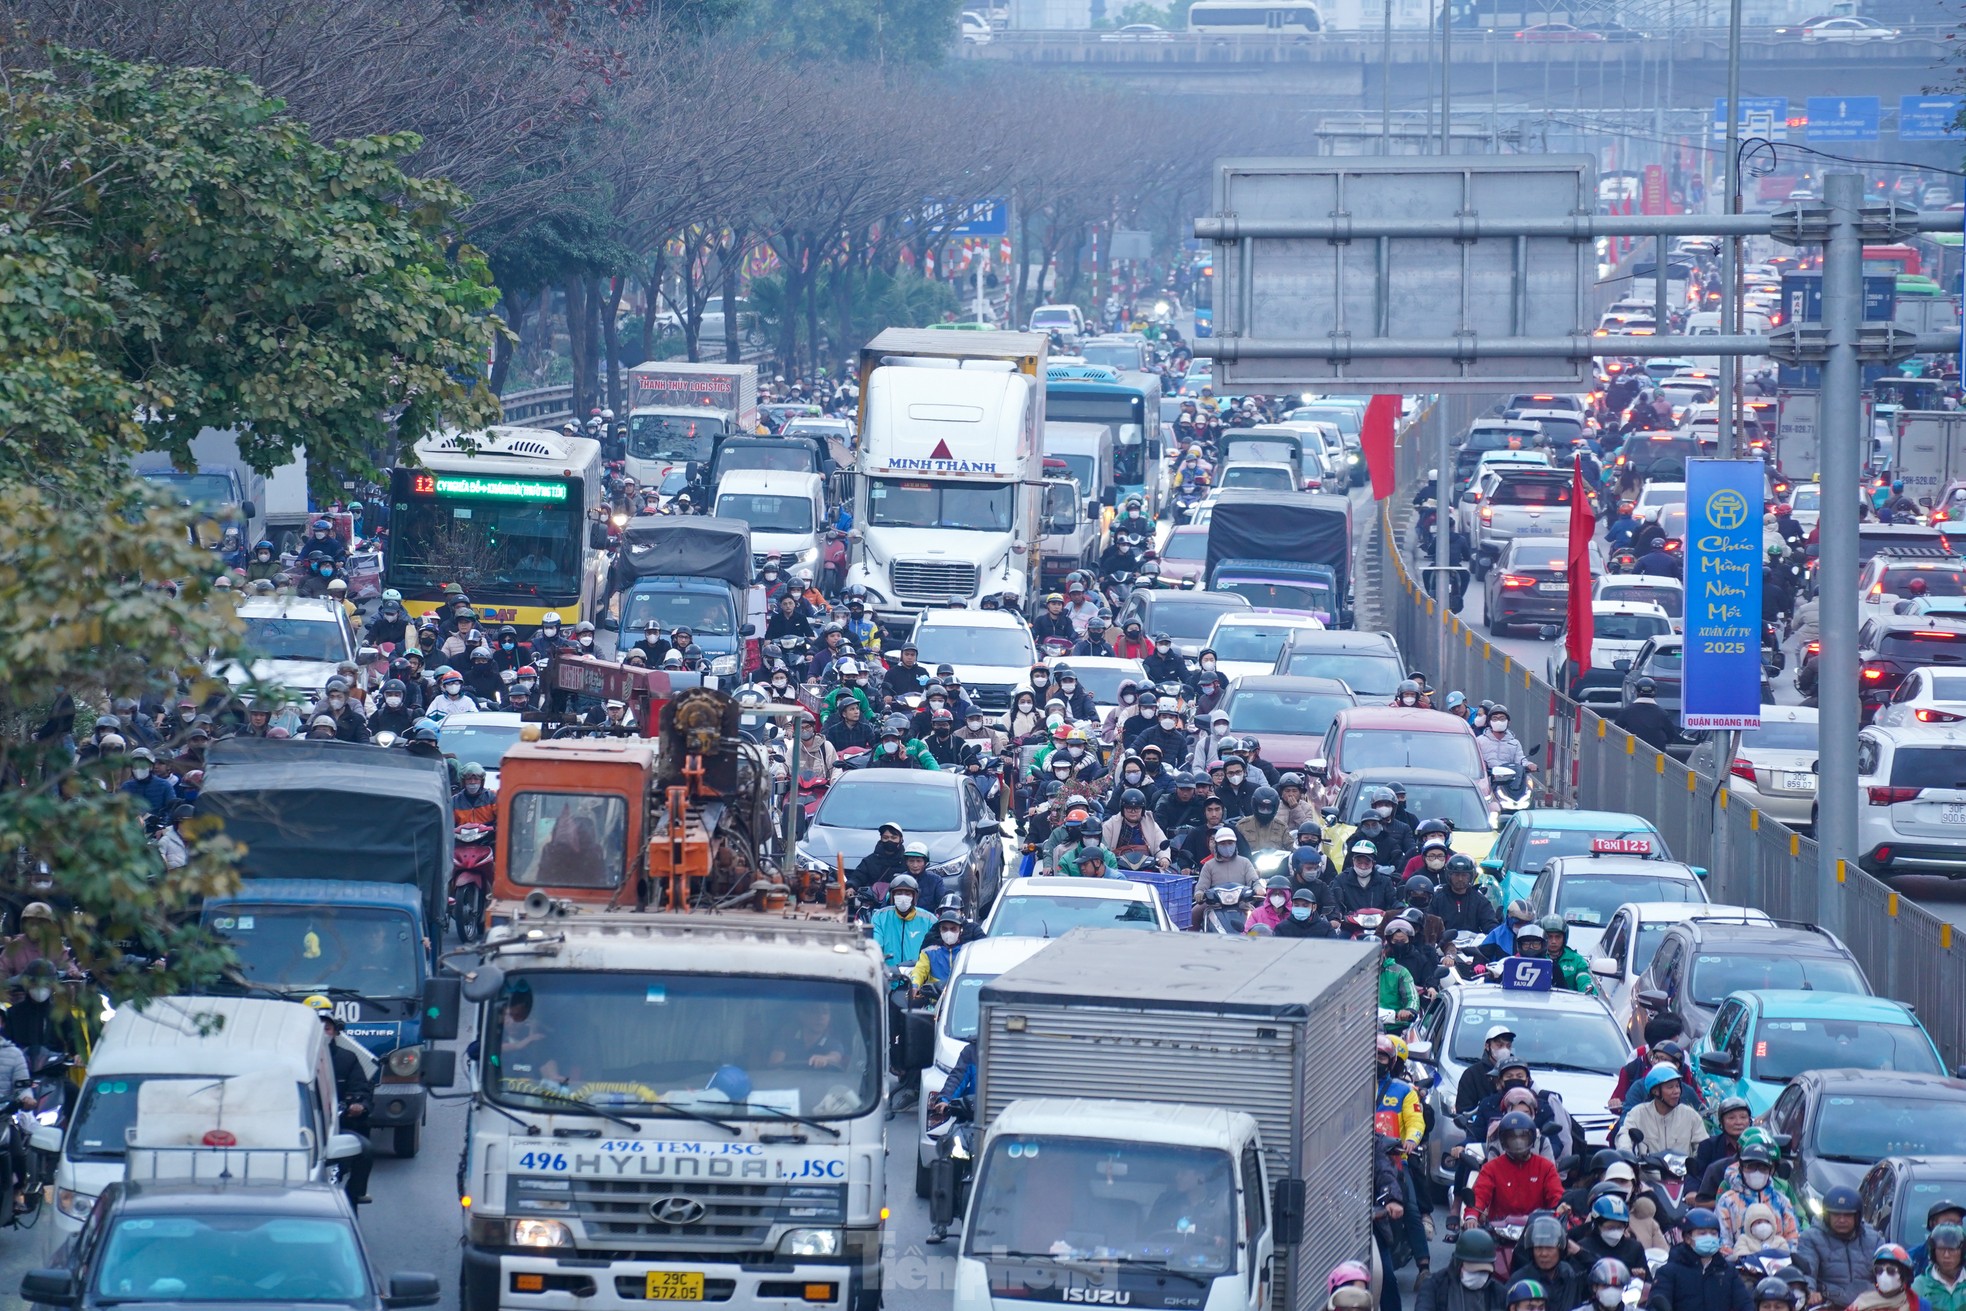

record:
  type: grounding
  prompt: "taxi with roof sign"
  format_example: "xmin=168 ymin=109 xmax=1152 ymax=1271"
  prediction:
xmin=1522 ymin=852 xmax=1708 ymax=958
xmin=1482 ymin=809 xmax=1673 ymax=907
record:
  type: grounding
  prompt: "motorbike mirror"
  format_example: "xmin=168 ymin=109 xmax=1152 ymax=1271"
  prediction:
xmin=895 ymin=1008 xmax=936 ymax=1072
xmin=1613 ymin=658 xmax=1631 ymax=672
xmin=1539 ymin=625 xmax=1559 ymax=641
xmin=1305 ymin=759 xmax=1328 ymax=779
xmin=357 ymin=647 xmax=380 ymax=665
xmin=599 ymin=614 xmax=620 ymax=631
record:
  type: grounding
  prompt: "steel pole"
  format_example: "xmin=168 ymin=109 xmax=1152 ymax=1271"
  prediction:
xmin=1815 ymin=170 xmax=1864 ymax=938
xmin=1718 ymin=0 xmax=1743 ymax=458
xmin=1440 ymin=1 xmax=1453 ymax=155
xmin=1655 ymin=236 xmax=1670 ymax=326
xmin=1382 ymin=0 xmax=1393 ymax=154
xmin=1435 ymin=401 xmax=1453 ymax=611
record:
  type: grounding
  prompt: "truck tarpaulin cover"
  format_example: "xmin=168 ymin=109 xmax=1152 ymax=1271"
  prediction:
xmin=196 ymin=739 xmax=452 ymax=927
xmin=1205 ymin=490 xmax=1353 ymax=595
xmin=617 ymin=516 xmax=753 ymax=589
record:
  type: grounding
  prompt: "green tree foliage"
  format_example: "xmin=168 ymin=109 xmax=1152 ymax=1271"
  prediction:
xmin=1 ymin=49 xmax=504 ymax=497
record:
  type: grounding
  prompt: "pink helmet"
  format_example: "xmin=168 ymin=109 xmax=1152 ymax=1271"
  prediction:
xmin=1328 ymin=1262 xmax=1372 ymax=1294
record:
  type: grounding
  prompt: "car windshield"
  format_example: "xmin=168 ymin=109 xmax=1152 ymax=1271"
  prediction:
xmin=1509 ymin=541 xmax=1572 ymax=570
xmin=715 ymin=493 xmax=814 ymax=535
xmin=621 ymin=588 xmax=736 ymax=637
xmin=815 ymin=777 xmax=963 ymax=832
xmin=1596 ymin=612 xmax=1671 ymax=642
xmin=1534 ymin=417 xmax=1584 ymax=444
xmin=1688 ymin=952 xmax=1869 ymax=1006
xmin=965 ymin=1139 xmax=1234 ymax=1274
xmin=1227 ymin=690 xmax=1354 ymax=739
xmin=868 ymin=477 xmax=1014 ymax=532
xmin=1219 ymin=465 xmax=1294 ymax=492
xmin=1450 ymin=1003 xmax=1628 ymax=1072
xmin=1812 ymin=1095 xmax=1966 ymax=1162
xmin=914 ymin=623 xmax=1037 ymax=668
xmin=208 ymin=905 xmax=420 ymax=998
xmin=1219 ymin=579 xmax=1334 ymax=614
xmin=629 ymin=412 xmax=719 ymax=463
xmin=989 ymin=890 xmax=1163 ymax=937
xmin=141 ymin=472 xmax=236 ymax=507
xmin=1466 ymin=428 xmax=1534 ymax=452
xmin=1212 ymin=625 xmax=1309 ymax=663
xmin=487 ymin=971 xmax=880 ymax=1119
xmin=1048 ymin=453 xmax=1098 ymax=496
xmin=1753 ymin=1018 xmax=1941 ymax=1083
xmin=439 ymin=718 xmax=524 ymax=772
xmin=1345 ymin=781 xmax=1491 ymax=829
xmin=1518 ymin=827 xmax=1660 ymax=874
xmin=1555 ymin=874 xmax=1702 ymax=927
xmin=1739 ymin=720 xmax=1817 ymax=752
xmin=1600 ymin=585 xmax=1684 ymax=618
xmin=1791 ymin=486 xmax=1820 ymax=511
xmin=1149 ymin=601 xmax=1247 ymax=643
xmin=718 ymin=446 xmax=819 ymax=478
xmin=1340 ymin=729 xmax=1481 ymax=775
xmin=1160 ymin=531 xmax=1208 ymax=561
xmin=95 ymin=1212 xmax=371 ymax=1303
xmin=1299 ymin=408 xmax=1360 ymax=437
xmin=1282 ymin=651 xmax=1403 ymax=698
xmin=239 ymin=616 xmax=348 ymax=664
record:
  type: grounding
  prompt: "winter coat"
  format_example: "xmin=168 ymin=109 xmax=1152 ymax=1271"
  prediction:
xmin=1652 ymin=1244 xmax=1753 ymax=1311
xmin=1797 ymin=1219 xmax=1886 ymax=1309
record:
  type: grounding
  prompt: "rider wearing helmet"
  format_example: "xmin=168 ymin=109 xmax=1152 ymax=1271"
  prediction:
xmin=1101 ymin=789 xmax=1168 ymax=869
xmin=870 ymin=874 xmax=930 ymax=973
xmin=1510 ymin=1214 xmax=1583 ymax=1311
xmin=1336 ymin=838 xmax=1400 ymax=915
xmin=1420 ymin=1230 xmax=1506 ymax=1311
xmin=1690 ymin=1094 xmax=1756 ymax=1190
xmin=1865 ymin=1245 xmax=1919 ymax=1308
xmin=1913 ymin=1224 xmax=1966 ymax=1310
xmin=1248 ymin=874 xmax=1295 ymax=934
xmin=1655 ymin=1208 xmax=1745 ymax=1311
xmin=1470 ymin=1109 xmax=1564 ymax=1227
xmin=1435 ymin=853 xmax=1502 ymax=937
xmin=1575 ymin=1196 xmax=1647 ymax=1272
xmin=1235 ymin=784 xmax=1294 ymax=851
xmin=1539 ymin=915 xmax=1599 ymax=995
xmin=1374 ymin=1033 xmax=1425 ymax=1151
xmin=1392 ymin=678 xmax=1425 ymax=709
xmin=1613 ymin=676 xmax=1677 ymax=752
xmin=1716 ymin=1139 xmax=1799 ymax=1255
xmin=907 ymin=908 xmax=971 ymax=1000
xmin=1617 ymin=1064 xmax=1710 ymax=1158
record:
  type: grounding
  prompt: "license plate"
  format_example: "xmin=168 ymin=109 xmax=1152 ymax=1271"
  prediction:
xmin=1538 ymin=582 xmax=1567 ymax=593
xmin=1782 ymin=772 xmax=1816 ymax=791
xmin=646 ymin=1274 xmax=706 ymax=1301
xmin=1944 ymin=804 xmax=1966 ymax=825
xmin=1521 ymin=524 xmax=1555 ymax=535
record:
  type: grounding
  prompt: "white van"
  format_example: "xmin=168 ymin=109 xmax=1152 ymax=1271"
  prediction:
xmin=46 ymin=996 xmax=356 ymax=1233
xmin=712 ymin=469 xmax=827 ymax=573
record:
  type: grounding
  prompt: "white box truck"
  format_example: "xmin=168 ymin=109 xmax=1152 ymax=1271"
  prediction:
xmin=847 ymin=329 xmax=1048 ymax=629
xmin=1894 ymin=409 xmax=1966 ymax=503
xmin=956 ymin=930 xmax=1380 ymax=1311
xmin=623 ymin=362 xmax=761 ymax=487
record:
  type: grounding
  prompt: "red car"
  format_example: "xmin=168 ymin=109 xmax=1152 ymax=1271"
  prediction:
xmin=1306 ymin=706 xmax=1488 ymax=808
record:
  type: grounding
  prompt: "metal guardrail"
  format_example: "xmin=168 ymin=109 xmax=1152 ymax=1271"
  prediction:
xmin=1377 ymin=399 xmax=1966 ymax=1065
xmin=499 ymin=385 xmax=575 ymax=427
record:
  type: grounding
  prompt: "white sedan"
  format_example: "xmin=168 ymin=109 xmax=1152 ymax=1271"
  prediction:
xmin=981 ymin=874 xmax=1176 ymax=936
xmin=1588 ymin=901 xmax=1774 ymax=1033
xmin=1873 ymin=668 xmax=1966 ymax=730
xmin=1686 ymin=705 xmax=1821 ymax=828
xmin=1797 ymin=16 xmax=1897 ymax=39
xmin=435 ymin=710 xmax=525 ymax=789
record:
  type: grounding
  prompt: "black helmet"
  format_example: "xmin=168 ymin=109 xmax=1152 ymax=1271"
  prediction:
xmin=1444 ymin=853 xmax=1477 ymax=879
xmin=1252 ymin=785 xmax=1279 ymax=817
xmin=1297 ymin=819 xmax=1323 ymax=840
xmin=1403 ymin=874 xmax=1435 ymax=899
xmin=1415 ymin=818 xmax=1452 ymax=839
xmin=889 ymin=874 xmax=920 ymax=895
xmin=1454 ymin=1229 xmax=1498 ymax=1262
xmin=408 ymin=722 xmax=440 ymax=744
xmin=1119 ymin=788 xmax=1146 ymax=809
xmin=1278 ymin=771 xmax=1305 ymax=791
xmin=1752 ymin=1279 xmax=1791 ymax=1306
xmin=1633 ymin=676 xmax=1657 ymax=698
xmin=1264 ymin=874 xmax=1291 ymax=892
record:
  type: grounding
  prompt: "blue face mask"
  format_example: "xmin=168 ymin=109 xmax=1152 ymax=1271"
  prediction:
xmin=1692 ymin=1235 xmax=1721 ymax=1257
xmin=1290 ymin=906 xmax=1313 ymax=922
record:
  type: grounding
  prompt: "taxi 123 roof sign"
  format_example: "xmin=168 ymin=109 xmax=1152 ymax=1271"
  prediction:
xmin=1196 ymin=156 xmax=1597 ymax=392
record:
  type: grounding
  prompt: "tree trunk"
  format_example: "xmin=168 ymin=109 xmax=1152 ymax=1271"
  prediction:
xmin=602 ymin=276 xmax=625 ymax=422
xmin=564 ymin=276 xmax=590 ymax=418
xmin=490 ymin=291 xmax=525 ymax=395
xmin=804 ymin=258 xmax=823 ymax=379
xmin=721 ymin=229 xmax=744 ymax=365
xmin=589 ymin=276 xmax=606 ymax=418
xmin=637 ymin=253 xmax=665 ymax=365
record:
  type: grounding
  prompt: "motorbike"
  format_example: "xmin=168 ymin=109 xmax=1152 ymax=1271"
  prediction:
xmin=1445 ymin=930 xmax=1491 ymax=983
xmin=1202 ymin=882 xmax=1254 ymax=934
xmin=1639 ymin=1150 xmax=1689 ymax=1207
xmin=1172 ymin=484 xmax=1208 ymax=525
xmin=925 ymin=1093 xmax=978 ymax=1243
xmin=449 ymin=822 xmax=494 ymax=943
xmin=1486 ymin=1215 xmax=1532 ymax=1279
xmin=1489 ymin=764 xmax=1533 ymax=813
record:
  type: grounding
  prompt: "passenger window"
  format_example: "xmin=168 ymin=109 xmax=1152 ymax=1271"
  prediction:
xmin=1766 ymin=1086 xmax=1801 ymax=1137
xmin=1725 ymin=1008 xmax=1750 ymax=1059
xmin=1858 ymin=738 xmax=1880 ymax=778
xmin=1601 ymin=915 xmax=1627 ymax=966
xmin=1891 ymin=674 xmax=1920 ymax=704
xmin=1707 ymin=1002 xmax=1739 ymax=1054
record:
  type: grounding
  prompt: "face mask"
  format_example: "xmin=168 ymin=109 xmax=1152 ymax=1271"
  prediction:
xmin=1355 ymin=867 xmax=1374 ymax=883
xmin=1290 ymin=906 xmax=1312 ymax=921
xmin=1743 ymin=1170 xmax=1771 ymax=1191
xmin=516 ymin=679 xmax=535 ymax=693
xmin=941 ymin=930 xmax=961 ymax=945
xmin=1750 ymin=1222 xmax=1774 ymax=1240
xmin=883 ymin=741 xmax=900 ymax=754
xmin=1462 ymin=1269 xmax=1493 ymax=1291
xmin=1373 ymin=803 xmax=1395 ymax=817
xmin=578 ymin=636 xmax=594 ymax=648
xmin=443 ymin=684 xmax=462 ymax=697
xmin=502 ymin=641 xmax=515 ymax=651
xmin=1017 ymin=701 xmax=1034 ymax=714
xmin=27 ymin=986 xmax=50 ymax=1004
xmin=1120 ymin=693 xmax=1136 ymax=705
xmin=893 ymin=895 xmax=914 ymax=913
xmin=1491 ymin=720 xmax=1510 ymax=733
xmin=1595 ymin=1290 xmax=1623 ymax=1309
xmin=1269 ymin=893 xmax=1287 ymax=908
xmin=256 ymin=551 xmax=272 ymax=562
xmin=1201 ymin=658 xmax=1216 ymax=671
xmin=1226 ymin=769 xmax=1245 ymax=784
xmin=772 ymin=676 xmax=788 ymax=689
xmin=328 ymin=695 xmax=346 ymax=710
xmin=1216 ymin=842 xmax=1236 ymax=857
xmin=1600 ymin=1226 xmax=1627 ymax=1246
xmin=464 ymin=781 xmax=482 ymax=795
xmin=969 ymin=719 xmax=984 ymax=731
xmin=542 ymin=625 xmax=559 ymax=638
xmin=1123 ymin=769 xmax=1142 ymax=784
xmin=1160 ymin=716 xmax=1179 ymax=729
xmin=1692 ymin=1235 xmax=1721 ymax=1257
xmin=133 ymin=766 xmax=151 ymax=780
xmin=1878 ymin=1274 xmax=1904 ymax=1294
xmin=1059 ymin=681 xmax=1076 ymax=693
xmin=1425 ymin=852 xmax=1448 ymax=869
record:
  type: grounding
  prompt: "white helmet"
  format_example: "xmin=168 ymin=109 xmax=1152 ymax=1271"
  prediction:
xmin=904 ymin=841 xmax=930 ymax=859
xmin=1214 ymin=826 xmax=1237 ymax=843
xmin=836 ymin=658 xmax=860 ymax=676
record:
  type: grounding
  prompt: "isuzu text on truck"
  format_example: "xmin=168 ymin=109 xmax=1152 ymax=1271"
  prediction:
xmin=846 ymin=329 xmax=1049 ymax=629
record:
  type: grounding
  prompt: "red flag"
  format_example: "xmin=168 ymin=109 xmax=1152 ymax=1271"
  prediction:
xmin=1566 ymin=455 xmax=1597 ymax=673
xmin=1362 ymin=394 xmax=1401 ymax=501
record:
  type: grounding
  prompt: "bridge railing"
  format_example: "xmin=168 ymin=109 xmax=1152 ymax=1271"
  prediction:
xmin=1379 ymin=399 xmax=1966 ymax=1064
xmin=499 ymin=385 xmax=576 ymax=427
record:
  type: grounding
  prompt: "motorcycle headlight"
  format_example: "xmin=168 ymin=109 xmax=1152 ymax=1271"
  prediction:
xmin=512 ymin=1218 xmax=574 ymax=1248
xmin=778 ymin=1228 xmax=842 ymax=1257
xmin=1254 ymin=850 xmax=1288 ymax=877
xmin=34 ymin=1108 xmax=60 ymax=1126
xmin=709 ymin=655 xmax=739 ymax=676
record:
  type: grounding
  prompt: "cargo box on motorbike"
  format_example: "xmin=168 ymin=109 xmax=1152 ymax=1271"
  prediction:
xmin=1204 ymin=489 xmax=1353 ymax=601
xmin=196 ymin=739 xmax=452 ymax=932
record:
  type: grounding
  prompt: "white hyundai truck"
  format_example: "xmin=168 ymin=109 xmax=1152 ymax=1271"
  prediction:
xmin=451 ymin=909 xmax=929 ymax=1311
xmin=846 ymin=329 xmax=1048 ymax=631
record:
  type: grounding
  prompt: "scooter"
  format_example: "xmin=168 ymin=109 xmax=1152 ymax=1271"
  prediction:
xmin=450 ymin=823 xmax=494 ymax=943
xmin=925 ymin=1093 xmax=978 ymax=1244
xmin=1202 ymin=882 xmax=1254 ymax=934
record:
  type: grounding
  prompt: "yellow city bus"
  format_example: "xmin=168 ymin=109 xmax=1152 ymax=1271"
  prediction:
xmin=385 ymin=427 xmax=610 ymax=630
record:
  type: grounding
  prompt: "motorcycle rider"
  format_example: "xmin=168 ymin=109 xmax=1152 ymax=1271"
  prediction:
xmin=320 ymin=1012 xmax=374 ymax=1204
xmin=871 ymin=718 xmax=938 ymax=770
xmin=1617 ymin=1066 xmax=1709 ymax=1157
xmin=1030 ymin=593 xmax=1077 ymax=646
xmin=1155 ymin=772 xmax=1208 ymax=834
xmin=1336 ymin=840 xmax=1401 ymax=915
xmin=452 ymin=761 xmax=497 ymax=829
xmin=1456 ymin=1024 xmax=1518 ymax=1114
xmin=921 ymin=710 xmax=965 ymax=768
xmin=369 ymin=680 xmax=419 ymax=737
xmin=1797 ymin=1187 xmax=1884 ymax=1308
xmin=1052 ymin=666 xmax=1098 ymax=721
xmin=883 ymin=641 xmax=933 ymax=705
xmin=1476 ymin=705 xmax=1535 ymax=774
xmin=850 ymin=823 xmax=909 ymax=892
xmin=1437 ymin=855 xmax=1502 ymax=937
xmin=908 ymin=909 xmax=970 ymax=1002
xmin=825 ymin=696 xmax=877 ymax=753
xmin=1141 ymin=631 xmax=1187 ymax=686
xmin=1655 ymin=1208 xmax=1753 ymax=1311
xmin=1715 ymin=1141 xmax=1799 ymax=1255
xmin=1416 ymin=1231 xmax=1507 ymax=1311
xmin=1690 ymin=1095 xmax=1755 ymax=1191
xmin=870 ymin=875 xmax=931 ymax=973
xmin=1468 ymin=1110 xmax=1564 ymax=1226
xmin=1101 ymin=790 xmax=1168 ymax=869
xmin=1191 ymin=827 xmax=1258 ymax=928
xmin=1072 ymin=617 xmax=1117 ymax=659
xmin=1277 ymin=885 xmax=1332 ymax=938
xmin=1508 ymin=1214 xmax=1584 ymax=1311
xmin=1235 ymin=785 xmax=1295 ymax=851
xmin=1614 ymin=677 xmax=1678 ymax=753
xmin=1540 ymin=917 xmax=1599 ymax=994
xmin=1913 ymin=1226 xmax=1965 ymax=1311
xmin=427 ymin=670 xmax=478 ymax=717
xmin=1850 ymin=1246 xmax=1920 ymax=1311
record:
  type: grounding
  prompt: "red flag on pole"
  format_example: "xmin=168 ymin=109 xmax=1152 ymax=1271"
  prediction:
xmin=1566 ymin=455 xmax=1597 ymax=673
xmin=1362 ymin=394 xmax=1402 ymax=501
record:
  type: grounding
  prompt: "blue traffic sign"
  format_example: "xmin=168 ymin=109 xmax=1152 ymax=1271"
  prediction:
xmin=1900 ymin=96 xmax=1964 ymax=142
xmin=1807 ymin=96 xmax=1880 ymax=142
xmin=1778 ymin=273 xmax=1897 ymax=389
xmin=1712 ymin=97 xmax=1788 ymax=141
xmin=920 ymin=197 xmax=1009 ymax=237
xmin=1683 ymin=460 xmax=1766 ymax=731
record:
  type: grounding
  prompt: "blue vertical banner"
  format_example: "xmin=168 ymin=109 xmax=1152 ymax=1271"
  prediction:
xmin=1683 ymin=459 xmax=1765 ymax=730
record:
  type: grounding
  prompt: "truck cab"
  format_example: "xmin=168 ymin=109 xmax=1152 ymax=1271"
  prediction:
xmin=714 ymin=469 xmax=828 ymax=576
xmin=605 ymin=516 xmax=765 ymax=680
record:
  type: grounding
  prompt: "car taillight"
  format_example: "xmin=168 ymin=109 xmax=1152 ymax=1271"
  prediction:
xmin=1863 ymin=666 xmax=1886 ymax=681
xmin=1482 ymin=507 xmax=1495 ymax=523
xmin=1916 ymin=707 xmax=1964 ymax=723
xmin=1500 ymin=574 xmax=1538 ymax=589
xmin=1730 ymin=758 xmax=1758 ymax=783
xmin=1868 ymin=786 xmax=1923 ymax=806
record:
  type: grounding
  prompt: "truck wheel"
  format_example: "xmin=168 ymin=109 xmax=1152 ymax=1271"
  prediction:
xmin=915 ymin=1155 xmax=932 ymax=1199
xmin=394 ymin=1122 xmax=421 ymax=1159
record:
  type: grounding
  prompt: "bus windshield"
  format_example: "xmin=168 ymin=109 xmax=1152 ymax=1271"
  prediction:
xmin=389 ymin=472 xmax=585 ymax=601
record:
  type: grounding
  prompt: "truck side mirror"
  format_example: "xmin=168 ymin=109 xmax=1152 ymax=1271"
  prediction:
xmin=419 ymin=1048 xmax=458 ymax=1089
xmin=240 ymin=500 xmax=258 ymax=520
xmin=895 ymin=1009 xmax=936 ymax=1072
xmin=421 ymin=975 xmax=462 ymax=1041
xmin=1271 ymin=1178 xmax=1306 ymax=1246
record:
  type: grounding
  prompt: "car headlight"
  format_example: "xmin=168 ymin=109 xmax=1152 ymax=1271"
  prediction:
xmin=778 ymin=1228 xmax=842 ymax=1257
xmin=709 ymin=655 xmax=739 ymax=676
xmin=1801 ymin=1184 xmax=1824 ymax=1220
xmin=57 ymin=1188 xmax=94 ymax=1221
xmin=795 ymin=546 xmax=821 ymax=565
xmin=512 ymin=1218 xmax=574 ymax=1248
xmin=796 ymin=848 xmax=834 ymax=874
xmin=1254 ymin=850 xmax=1289 ymax=878
xmin=927 ymin=855 xmax=968 ymax=880
xmin=386 ymin=1046 xmax=423 ymax=1079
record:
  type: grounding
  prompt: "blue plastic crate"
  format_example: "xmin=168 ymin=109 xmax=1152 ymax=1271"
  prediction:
xmin=1125 ymin=869 xmax=1196 ymax=930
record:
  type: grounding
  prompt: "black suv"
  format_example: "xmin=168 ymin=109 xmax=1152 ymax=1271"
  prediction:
xmin=1629 ymin=919 xmax=1869 ymax=1042
xmin=1271 ymin=629 xmax=1405 ymax=702
xmin=1764 ymin=1070 xmax=1966 ymax=1220
xmin=1842 ymin=615 xmax=1966 ymax=722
